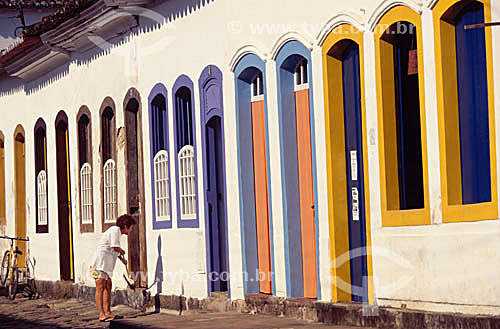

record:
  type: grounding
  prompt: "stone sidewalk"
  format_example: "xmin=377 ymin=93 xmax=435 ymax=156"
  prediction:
xmin=0 ymin=296 xmax=142 ymax=328
xmin=110 ymin=311 xmax=373 ymax=328
xmin=0 ymin=296 xmax=370 ymax=329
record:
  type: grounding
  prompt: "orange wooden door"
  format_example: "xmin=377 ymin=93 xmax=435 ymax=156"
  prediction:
xmin=14 ymin=135 xmax=27 ymax=265
xmin=295 ymin=89 xmax=317 ymax=298
xmin=251 ymin=100 xmax=272 ymax=294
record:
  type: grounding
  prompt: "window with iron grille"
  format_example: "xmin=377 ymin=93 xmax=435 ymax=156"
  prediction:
xmin=154 ymin=151 xmax=170 ymax=220
xmin=37 ymin=170 xmax=48 ymax=226
xmin=103 ymin=159 xmax=117 ymax=223
xmin=178 ymin=145 xmax=196 ymax=219
xmin=80 ymin=163 xmax=93 ymax=225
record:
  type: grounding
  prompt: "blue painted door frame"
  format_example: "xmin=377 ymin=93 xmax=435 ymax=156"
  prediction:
xmin=342 ymin=44 xmax=368 ymax=303
xmin=199 ymin=65 xmax=230 ymax=296
xmin=275 ymin=40 xmax=320 ymax=299
xmin=234 ymin=54 xmax=276 ymax=296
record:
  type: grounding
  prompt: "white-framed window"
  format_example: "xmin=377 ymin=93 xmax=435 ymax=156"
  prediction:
xmin=178 ymin=145 xmax=196 ymax=220
xmin=294 ymin=59 xmax=309 ymax=92
xmin=80 ymin=163 xmax=93 ymax=225
xmin=154 ymin=150 xmax=170 ymax=221
xmin=251 ymin=72 xmax=264 ymax=102
xmin=103 ymin=159 xmax=117 ymax=224
xmin=37 ymin=170 xmax=48 ymax=226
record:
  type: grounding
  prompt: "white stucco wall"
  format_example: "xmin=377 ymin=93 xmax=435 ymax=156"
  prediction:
xmin=0 ymin=0 xmax=499 ymax=314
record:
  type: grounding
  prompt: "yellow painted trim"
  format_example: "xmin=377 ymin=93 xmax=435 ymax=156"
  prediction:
xmin=322 ymin=24 xmax=374 ymax=305
xmin=13 ymin=126 xmax=27 ymax=265
xmin=65 ymin=129 xmax=74 ymax=280
xmin=374 ymin=6 xmax=431 ymax=227
xmin=433 ymin=0 xmax=498 ymax=223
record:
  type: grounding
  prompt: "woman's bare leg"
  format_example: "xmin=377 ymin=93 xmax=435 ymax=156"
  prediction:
xmin=103 ymin=278 xmax=113 ymax=317
xmin=95 ymin=279 xmax=106 ymax=320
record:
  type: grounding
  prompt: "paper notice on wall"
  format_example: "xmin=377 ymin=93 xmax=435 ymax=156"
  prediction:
xmin=352 ymin=187 xmax=359 ymax=221
xmin=350 ymin=150 xmax=358 ymax=181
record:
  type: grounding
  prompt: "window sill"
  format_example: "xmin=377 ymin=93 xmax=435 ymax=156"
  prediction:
xmin=382 ymin=208 xmax=430 ymax=227
xmin=443 ymin=202 xmax=498 ymax=223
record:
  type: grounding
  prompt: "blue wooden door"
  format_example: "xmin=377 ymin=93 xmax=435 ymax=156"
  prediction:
xmin=342 ymin=44 xmax=368 ymax=303
xmin=205 ymin=116 xmax=228 ymax=292
xmin=200 ymin=66 xmax=229 ymax=295
xmin=455 ymin=2 xmax=491 ymax=204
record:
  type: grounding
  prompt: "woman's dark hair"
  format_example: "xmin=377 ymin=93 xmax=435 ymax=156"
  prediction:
xmin=116 ymin=214 xmax=136 ymax=229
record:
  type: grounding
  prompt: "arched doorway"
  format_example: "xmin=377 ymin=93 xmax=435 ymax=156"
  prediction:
xmin=123 ymin=89 xmax=148 ymax=288
xmin=234 ymin=54 xmax=273 ymax=295
xmin=322 ymin=24 xmax=373 ymax=303
xmin=275 ymin=41 xmax=318 ymax=299
xmin=199 ymin=65 xmax=230 ymax=295
xmin=55 ymin=112 xmax=74 ymax=281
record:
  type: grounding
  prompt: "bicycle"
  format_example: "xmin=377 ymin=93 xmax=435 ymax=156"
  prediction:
xmin=0 ymin=235 xmax=30 ymax=300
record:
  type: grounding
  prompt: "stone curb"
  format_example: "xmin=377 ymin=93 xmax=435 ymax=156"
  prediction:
xmin=34 ymin=281 xmax=500 ymax=329
xmin=35 ymin=280 xmax=150 ymax=311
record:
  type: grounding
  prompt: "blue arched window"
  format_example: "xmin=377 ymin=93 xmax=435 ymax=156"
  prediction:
xmin=173 ymin=76 xmax=198 ymax=228
xmin=149 ymin=84 xmax=172 ymax=229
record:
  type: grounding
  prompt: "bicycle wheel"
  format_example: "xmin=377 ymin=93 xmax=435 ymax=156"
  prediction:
xmin=0 ymin=251 xmax=10 ymax=286
xmin=8 ymin=266 xmax=18 ymax=300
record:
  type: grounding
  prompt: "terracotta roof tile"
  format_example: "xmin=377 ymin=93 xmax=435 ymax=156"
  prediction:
xmin=22 ymin=0 xmax=99 ymax=36
xmin=0 ymin=1 xmax=71 ymax=8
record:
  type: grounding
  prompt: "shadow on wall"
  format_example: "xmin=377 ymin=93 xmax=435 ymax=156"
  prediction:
xmin=154 ymin=234 xmax=163 ymax=313
xmin=0 ymin=0 xmax=214 ymax=96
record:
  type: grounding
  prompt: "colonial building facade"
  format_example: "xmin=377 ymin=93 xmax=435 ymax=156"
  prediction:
xmin=0 ymin=0 xmax=498 ymax=315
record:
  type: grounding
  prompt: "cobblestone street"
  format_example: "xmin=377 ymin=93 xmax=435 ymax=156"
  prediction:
xmin=0 ymin=296 xmax=373 ymax=329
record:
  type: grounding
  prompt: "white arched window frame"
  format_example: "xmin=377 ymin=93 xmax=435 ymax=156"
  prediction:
xmin=37 ymin=170 xmax=48 ymax=226
xmin=154 ymin=150 xmax=170 ymax=221
xmin=80 ymin=163 xmax=93 ymax=225
xmin=103 ymin=159 xmax=117 ymax=223
xmin=294 ymin=59 xmax=309 ymax=92
xmin=178 ymin=145 xmax=196 ymax=220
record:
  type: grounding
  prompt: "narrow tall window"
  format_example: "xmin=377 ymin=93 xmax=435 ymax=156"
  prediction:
xmin=37 ymin=171 xmax=47 ymax=225
xmin=78 ymin=110 xmax=93 ymax=230
xmin=379 ymin=21 xmax=424 ymax=210
xmin=102 ymin=108 xmax=114 ymax=163
xmin=178 ymin=145 xmax=195 ymax=219
xmin=103 ymin=159 xmax=117 ymax=223
xmin=34 ymin=120 xmax=48 ymax=232
xmin=101 ymin=105 xmax=117 ymax=229
xmin=174 ymin=81 xmax=198 ymax=227
xmin=434 ymin=0 xmax=497 ymax=222
xmin=440 ymin=1 xmax=492 ymax=204
xmin=150 ymin=93 xmax=171 ymax=228
xmin=374 ymin=6 xmax=430 ymax=226
xmin=80 ymin=163 xmax=92 ymax=225
xmin=154 ymin=151 xmax=170 ymax=219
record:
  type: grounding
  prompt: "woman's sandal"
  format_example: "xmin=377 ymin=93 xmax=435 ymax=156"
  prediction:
xmin=99 ymin=316 xmax=114 ymax=322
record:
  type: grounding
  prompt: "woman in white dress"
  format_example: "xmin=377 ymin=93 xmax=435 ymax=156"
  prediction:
xmin=90 ymin=214 xmax=136 ymax=322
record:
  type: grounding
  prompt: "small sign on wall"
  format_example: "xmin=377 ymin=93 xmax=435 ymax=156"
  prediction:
xmin=352 ymin=187 xmax=359 ymax=221
xmin=350 ymin=150 xmax=358 ymax=181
